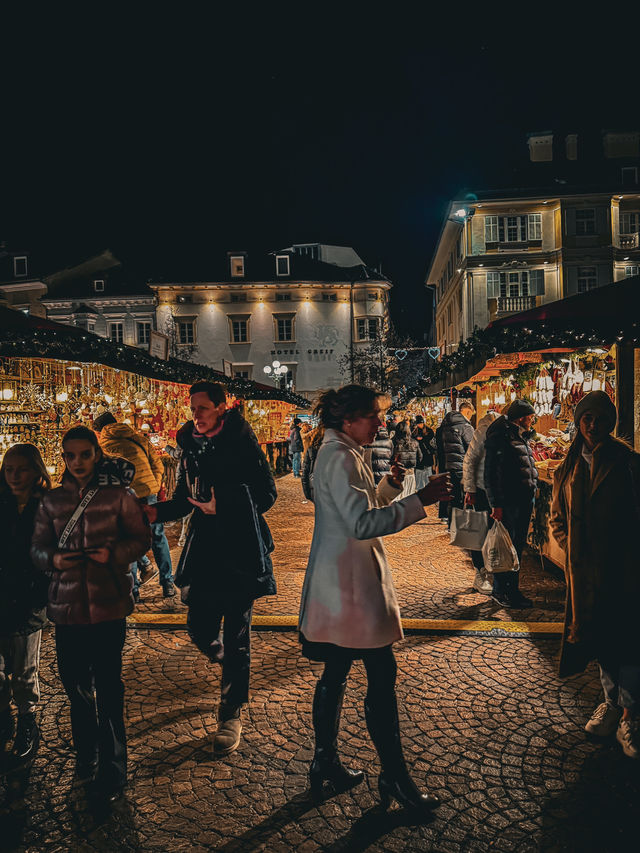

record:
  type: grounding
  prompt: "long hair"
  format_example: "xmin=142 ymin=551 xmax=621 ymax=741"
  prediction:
xmin=0 ymin=443 xmax=52 ymax=497
xmin=314 ymin=385 xmax=384 ymax=431
xmin=61 ymin=425 xmax=103 ymax=480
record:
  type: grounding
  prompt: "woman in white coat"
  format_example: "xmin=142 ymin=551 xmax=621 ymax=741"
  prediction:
xmin=299 ymin=385 xmax=451 ymax=813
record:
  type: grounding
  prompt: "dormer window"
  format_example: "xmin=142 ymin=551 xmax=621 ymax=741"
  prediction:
xmin=93 ymin=279 xmax=105 ymax=292
xmin=13 ymin=256 xmax=27 ymax=277
xmin=230 ymin=256 xmax=245 ymax=277
xmin=276 ymin=255 xmax=290 ymax=277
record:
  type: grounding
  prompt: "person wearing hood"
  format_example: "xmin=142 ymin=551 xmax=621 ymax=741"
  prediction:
xmin=144 ymin=381 xmax=277 ymax=757
xmin=440 ymin=402 xmax=475 ymax=525
xmin=550 ymin=391 xmax=640 ymax=759
xmin=484 ymin=399 xmax=538 ymax=609
xmin=462 ymin=409 xmax=500 ymax=594
xmin=93 ymin=412 xmax=175 ymax=601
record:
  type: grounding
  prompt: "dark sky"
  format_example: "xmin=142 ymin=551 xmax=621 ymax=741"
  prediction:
xmin=2 ymin=9 xmax=636 ymax=338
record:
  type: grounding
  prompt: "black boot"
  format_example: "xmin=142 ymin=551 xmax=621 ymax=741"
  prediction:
xmin=12 ymin=712 xmax=39 ymax=762
xmin=309 ymin=680 xmax=364 ymax=797
xmin=365 ymin=694 xmax=440 ymax=813
xmin=0 ymin=707 xmax=15 ymax=749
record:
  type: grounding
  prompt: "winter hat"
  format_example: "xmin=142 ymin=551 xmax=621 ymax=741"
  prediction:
xmin=415 ymin=415 xmax=424 ymax=424
xmin=507 ymin=399 xmax=535 ymax=421
xmin=93 ymin=411 xmax=117 ymax=431
xmin=573 ymin=390 xmax=617 ymax=432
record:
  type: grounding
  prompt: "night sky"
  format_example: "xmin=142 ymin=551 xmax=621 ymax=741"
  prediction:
xmin=2 ymin=10 xmax=635 ymax=338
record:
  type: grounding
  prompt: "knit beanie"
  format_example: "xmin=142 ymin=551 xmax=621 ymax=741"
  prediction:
xmin=507 ymin=399 xmax=535 ymax=420
xmin=573 ymin=390 xmax=617 ymax=432
xmin=93 ymin=411 xmax=117 ymax=431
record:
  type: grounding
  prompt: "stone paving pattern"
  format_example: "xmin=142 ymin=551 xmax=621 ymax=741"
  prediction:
xmin=2 ymin=475 xmax=638 ymax=851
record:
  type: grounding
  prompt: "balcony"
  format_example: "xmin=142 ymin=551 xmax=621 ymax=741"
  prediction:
xmin=496 ymin=295 xmax=537 ymax=314
xmin=619 ymin=232 xmax=639 ymax=250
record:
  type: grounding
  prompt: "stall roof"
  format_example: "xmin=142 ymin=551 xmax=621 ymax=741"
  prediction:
xmin=0 ymin=306 xmax=309 ymax=407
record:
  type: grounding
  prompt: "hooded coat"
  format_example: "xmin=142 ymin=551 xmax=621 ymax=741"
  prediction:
xmin=364 ymin=426 xmax=394 ymax=485
xmin=440 ymin=411 xmax=474 ymax=474
xmin=483 ymin=415 xmax=538 ymax=508
xmin=155 ymin=406 xmax=277 ymax=601
xmin=462 ymin=411 xmax=499 ymax=494
xmin=299 ymin=429 xmax=425 ymax=649
xmin=550 ymin=437 xmax=640 ymax=674
xmin=97 ymin=422 xmax=164 ymax=498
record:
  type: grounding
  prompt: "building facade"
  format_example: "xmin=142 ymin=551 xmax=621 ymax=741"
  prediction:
xmin=428 ymin=130 xmax=640 ymax=355
xmin=42 ymin=250 xmax=157 ymax=349
xmin=150 ymin=250 xmax=391 ymax=397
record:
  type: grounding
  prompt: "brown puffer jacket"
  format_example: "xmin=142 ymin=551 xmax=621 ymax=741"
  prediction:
xmin=31 ymin=478 xmax=150 ymax=625
xmin=97 ymin=422 xmax=163 ymax=498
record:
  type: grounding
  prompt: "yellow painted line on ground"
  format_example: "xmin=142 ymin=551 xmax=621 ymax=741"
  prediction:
xmin=128 ymin=613 xmax=563 ymax=634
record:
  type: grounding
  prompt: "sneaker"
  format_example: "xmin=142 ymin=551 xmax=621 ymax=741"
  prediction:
xmin=213 ymin=716 xmax=242 ymax=756
xmin=584 ymin=702 xmax=622 ymax=736
xmin=162 ymin=582 xmax=176 ymax=598
xmin=139 ymin=562 xmax=158 ymax=585
xmin=616 ymin=719 xmax=639 ymax=758
xmin=473 ymin=570 xmax=493 ymax=595
xmin=12 ymin=713 xmax=39 ymax=761
xmin=491 ymin=591 xmax=513 ymax=607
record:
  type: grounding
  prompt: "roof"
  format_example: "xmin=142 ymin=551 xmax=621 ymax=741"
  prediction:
xmin=43 ymin=250 xmax=154 ymax=300
xmin=0 ymin=306 xmax=308 ymax=407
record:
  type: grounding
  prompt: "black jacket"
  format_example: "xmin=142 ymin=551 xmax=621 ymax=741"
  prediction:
xmin=156 ymin=407 xmax=277 ymax=601
xmin=412 ymin=425 xmax=435 ymax=468
xmin=392 ymin=435 xmax=421 ymax=470
xmin=483 ymin=415 xmax=538 ymax=508
xmin=365 ymin=427 xmax=394 ymax=485
xmin=289 ymin=426 xmax=303 ymax=454
xmin=0 ymin=492 xmax=49 ymax=637
xmin=440 ymin=411 xmax=474 ymax=474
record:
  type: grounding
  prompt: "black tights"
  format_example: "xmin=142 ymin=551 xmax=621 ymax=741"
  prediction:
xmin=319 ymin=645 xmax=397 ymax=701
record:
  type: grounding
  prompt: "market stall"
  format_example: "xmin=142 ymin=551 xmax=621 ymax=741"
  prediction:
xmin=0 ymin=308 xmax=308 ymax=479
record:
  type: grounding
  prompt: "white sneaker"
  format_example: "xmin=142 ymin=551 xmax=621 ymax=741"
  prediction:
xmin=473 ymin=570 xmax=493 ymax=595
xmin=616 ymin=719 xmax=639 ymax=759
xmin=584 ymin=702 xmax=622 ymax=736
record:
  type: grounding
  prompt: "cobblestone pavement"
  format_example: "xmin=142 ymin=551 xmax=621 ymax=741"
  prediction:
xmin=2 ymin=476 xmax=638 ymax=852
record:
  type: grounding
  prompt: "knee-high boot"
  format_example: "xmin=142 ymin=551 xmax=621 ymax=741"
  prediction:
xmin=309 ymin=679 xmax=364 ymax=797
xmin=364 ymin=692 xmax=440 ymax=812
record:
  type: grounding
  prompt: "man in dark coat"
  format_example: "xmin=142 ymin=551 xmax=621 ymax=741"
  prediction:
xmin=484 ymin=399 xmax=538 ymax=609
xmin=145 ymin=382 xmax=277 ymax=756
xmin=412 ymin=416 xmax=435 ymax=489
xmin=289 ymin=418 xmax=304 ymax=478
xmin=440 ymin=402 xmax=475 ymax=525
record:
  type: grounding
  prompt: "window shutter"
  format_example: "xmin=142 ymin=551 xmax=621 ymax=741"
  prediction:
xmin=595 ymin=206 xmax=608 ymax=236
xmin=529 ymin=269 xmax=545 ymax=295
xmin=498 ymin=218 xmax=505 ymax=242
xmin=597 ymin=265 xmax=611 ymax=289
xmin=486 ymin=272 xmax=500 ymax=298
xmin=565 ymin=209 xmax=576 ymax=236
xmin=565 ymin=266 xmax=578 ymax=295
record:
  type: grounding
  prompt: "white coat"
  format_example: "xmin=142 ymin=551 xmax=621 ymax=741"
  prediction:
xmin=462 ymin=411 xmax=499 ymax=494
xmin=298 ymin=429 xmax=425 ymax=649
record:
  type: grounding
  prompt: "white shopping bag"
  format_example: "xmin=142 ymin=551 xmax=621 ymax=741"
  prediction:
xmin=449 ymin=508 xmax=489 ymax=550
xmin=481 ymin=520 xmax=520 ymax=573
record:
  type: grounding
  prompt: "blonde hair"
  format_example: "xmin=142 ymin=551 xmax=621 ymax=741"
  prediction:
xmin=0 ymin=443 xmax=52 ymax=496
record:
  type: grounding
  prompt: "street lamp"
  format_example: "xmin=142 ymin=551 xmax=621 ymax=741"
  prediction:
xmin=263 ymin=360 xmax=290 ymax=389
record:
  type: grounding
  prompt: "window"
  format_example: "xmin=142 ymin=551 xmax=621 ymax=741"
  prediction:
xmin=356 ymin=317 xmax=379 ymax=340
xmin=230 ymin=256 xmax=245 ymax=277
xmin=577 ymin=266 xmax=597 ymax=293
xmin=487 ymin=270 xmax=544 ymax=298
xmin=177 ymin=320 xmax=195 ymax=345
xmin=109 ymin=322 xmax=124 ymax=343
xmin=13 ymin=256 xmax=27 ymax=277
xmin=230 ymin=293 xmax=247 ymax=302
xmin=273 ymin=313 xmax=295 ymax=342
xmin=625 ymin=265 xmax=639 ymax=277
xmin=367 ymin=291 xmax=380 ymax=301
xmin=275 ymin=292 xmax=291 ymax=301
xmin=275 ymin=255 xmax=290 ymax=276
xmin=620 ymin=212 xmax=640 ymax=234
xmin=232 ymin=364 xmax=252 ymax=379
xmin=484 ymin=214 xmax=542 ymax=243
xmin=93 ymin=279 xmax=105 ymax=292
xmin=622 ymin=166 xmax=638 ymax=186
xmin=322 ymin=292 xmax=337 ymax=302
xmin=575 ymin=209 xmax=596 ymax=235
xmin=228 ymin=315 xmax=250 ymax=343
xmin=137 ymin=322 xmax=151 ymax=345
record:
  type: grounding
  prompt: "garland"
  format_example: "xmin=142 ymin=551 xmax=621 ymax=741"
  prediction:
xmin=528 ymin=479 xmax=552 ymax=551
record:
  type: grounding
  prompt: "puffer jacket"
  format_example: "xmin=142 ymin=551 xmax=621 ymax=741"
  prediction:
xmin=0 ymin=491 xmax=49 ymax=637
xmin=483 ymin=415 xmax=538 ymax=509
xmin=97 ymin=421 xmax=163 ymax=498
xmin=412 ymin=425 xmax=435 ymax=468
xmin=31 ymin=476 xmax=150 ymax=625
xmin=392 ymin=434 xmax=421 ymax=470
xmin=462 ymin=411 xmax=500 ymax=494
xmin=440 ymin=411 xmax=474 ymax=474
xmin=155 ymin=406 xmax=277 ymax=600
xmin=364 ymin=427 xmax=394 ymax=485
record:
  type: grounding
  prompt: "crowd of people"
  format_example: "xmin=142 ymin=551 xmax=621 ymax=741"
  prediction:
xmin=0 ymin=382 xmax=637 ymax=816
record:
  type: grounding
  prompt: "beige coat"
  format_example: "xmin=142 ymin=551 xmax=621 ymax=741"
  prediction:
xmin=550 ymin=437 xmax=640 ymax=673
xmin=98 ymin=422 xmax=164 ymax=498
xmin=299 ymin=429 xmax=425 ymax=649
